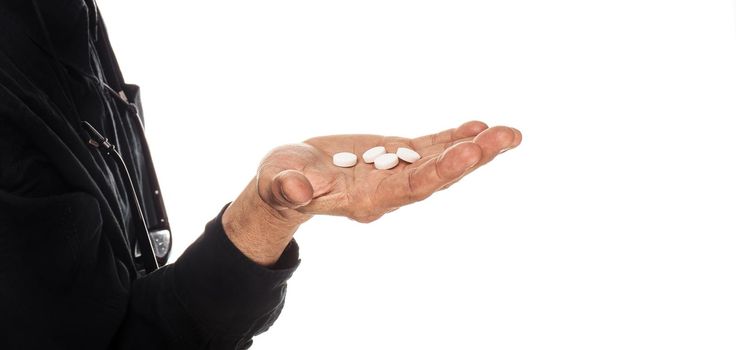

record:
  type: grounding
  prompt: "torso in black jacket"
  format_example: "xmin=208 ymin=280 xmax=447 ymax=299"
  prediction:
xmin=0 ymin=1 xmax=300 ymax=348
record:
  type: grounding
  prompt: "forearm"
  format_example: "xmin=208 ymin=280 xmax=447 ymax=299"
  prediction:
xmin=222 ymin=178 xmax=311 ymax=266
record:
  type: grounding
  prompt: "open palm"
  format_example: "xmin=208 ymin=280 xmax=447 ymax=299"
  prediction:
xmin=257 ymin=121 xmax=522 ymax=222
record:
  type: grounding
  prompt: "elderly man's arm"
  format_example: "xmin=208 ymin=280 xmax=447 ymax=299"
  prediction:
xmin=113 ymin=203 xmax=301 ymax=349
xmin=115 ymin=121 xmax=522 ymax=349
xmin=223 ymin=121 xmax=522 ymax=265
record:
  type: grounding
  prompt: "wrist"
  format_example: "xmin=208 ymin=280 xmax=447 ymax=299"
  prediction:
xmin=222 ymin=178 xmax=311 ymax=266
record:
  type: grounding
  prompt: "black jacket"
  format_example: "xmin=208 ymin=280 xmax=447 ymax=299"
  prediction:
xmin=0 ymin=1 xmax=299 ymax=348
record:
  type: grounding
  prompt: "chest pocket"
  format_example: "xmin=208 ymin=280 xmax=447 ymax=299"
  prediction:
xmin=0 ymin=190 xmax=103 ymax=289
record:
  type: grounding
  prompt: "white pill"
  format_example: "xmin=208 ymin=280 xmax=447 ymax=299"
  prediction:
xmin=396 ymin=147 xmax=421 ymax=163
xmin=332 ymin=152 xmax=357 ymax=168
xmin=374 ymin=153 xmax=399 ymax=170
xmin=362 ymin=146 xmax=386 ymax=163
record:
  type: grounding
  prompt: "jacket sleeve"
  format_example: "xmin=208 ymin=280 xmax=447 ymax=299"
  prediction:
xmin=112 ymin=208 xmax=301 ymax=350
xmin=0 ymin=114 xmax=300 ymax=349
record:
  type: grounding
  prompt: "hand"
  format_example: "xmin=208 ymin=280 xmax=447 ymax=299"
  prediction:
xmin=259 ymin=120 xmax=521 ymax=221
xmin=223 ymin=121 xmax=522 ymax=265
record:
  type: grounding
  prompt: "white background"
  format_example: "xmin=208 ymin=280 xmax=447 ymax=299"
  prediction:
xmin=98 ymin=1 xmax=736 ymax=349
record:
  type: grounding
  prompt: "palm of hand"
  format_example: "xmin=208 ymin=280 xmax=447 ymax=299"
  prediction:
xmin=256 ymin=121 xmax=522 ymax=223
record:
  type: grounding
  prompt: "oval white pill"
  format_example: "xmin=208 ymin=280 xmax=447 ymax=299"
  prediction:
xmin=396 ymin=147 xmax=421 ymax=163
xmin=374 ymin=153 xmax=399 ymax=170
xmin=333 ymin=152 xmax=357 ymax=168
xmin=362 ymin=146 xmax=386 ymax=163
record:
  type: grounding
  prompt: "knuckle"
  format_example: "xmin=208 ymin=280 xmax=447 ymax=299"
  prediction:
xmin=348 ymin=207 xmax=385 ymax=223
xmin=351 ymin=213 xmax=377 ymax=224
xmin=430 ymin=132 xmax=439 ymax=146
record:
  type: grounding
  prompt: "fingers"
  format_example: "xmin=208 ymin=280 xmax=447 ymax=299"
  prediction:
xmin=380 ymin=141 xmax=483 ymax=208
xmin=263 ymin=169 xmax=315 ymax=210
xmin=472 ymin=126 xmax=522 ymax=166
xmin=379 ymin=126 xmax=521 ymax=209
xmin=434 ymin=126 xmax=522 ymax=192
xmin=411 ymin=120 xmax=489 ymax=149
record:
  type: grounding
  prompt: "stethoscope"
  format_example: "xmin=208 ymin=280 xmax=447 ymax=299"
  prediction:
xmin=31 ymin=0 xmax=171 ymax=274
xmin=81 ymin=100 xmax=171 ymax=274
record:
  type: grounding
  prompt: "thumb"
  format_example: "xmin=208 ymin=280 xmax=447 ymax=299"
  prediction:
xmin=264 ymin=169 xmax=314 ymax=210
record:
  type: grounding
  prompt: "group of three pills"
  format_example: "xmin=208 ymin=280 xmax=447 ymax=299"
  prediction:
xmin=333 ymin=146 xmax=422 ymax=170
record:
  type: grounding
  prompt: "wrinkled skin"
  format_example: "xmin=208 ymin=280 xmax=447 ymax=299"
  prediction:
xmin=223 ymin=120 xmax=522 ymax=266
xmin=258 ymin=120 xmax=522 ymax=222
